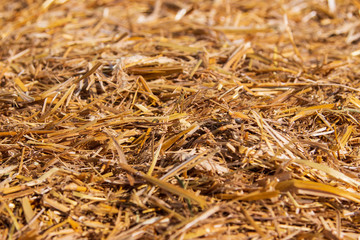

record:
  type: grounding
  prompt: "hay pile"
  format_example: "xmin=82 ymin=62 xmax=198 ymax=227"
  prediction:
xmin=1 ymin=0 xmax=360 ymax=239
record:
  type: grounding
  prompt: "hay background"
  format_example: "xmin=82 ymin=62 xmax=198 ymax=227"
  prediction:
xmin=1 ymin=0 xmax=360 ymax=239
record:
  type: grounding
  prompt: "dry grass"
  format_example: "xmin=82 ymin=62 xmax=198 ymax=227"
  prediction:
xmin=1 ymin=0 xmax=360 ymax=239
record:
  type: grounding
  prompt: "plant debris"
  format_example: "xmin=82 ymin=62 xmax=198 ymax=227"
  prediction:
xmin=1 ymin=0 xmax=360 ymax=239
